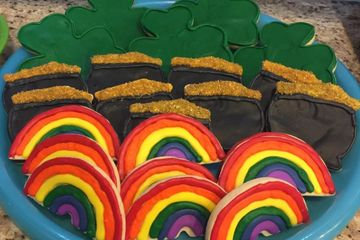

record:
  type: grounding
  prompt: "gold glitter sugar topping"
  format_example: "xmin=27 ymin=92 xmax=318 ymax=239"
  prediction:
xmin=91 ymin=52 xmax=162 ymax=65
xmin=171 ymin=56 xmax=243 ymax=76
xmin=185 ymin=80 xmax=262 ymax=100
xmin=277 ymin=82 xmax=360 ymax=110
xmin=95 ymin=79 xmax=173 ymax=101
xmin=130 ymin=99 xmax=211 ymax=120
xmin=4 ymin=62 xmax=81 ymax=83
xmin=12 ymin=86 xmax=93 ymax=105
xmin=263 ymin=60 xmax=321 ymax=84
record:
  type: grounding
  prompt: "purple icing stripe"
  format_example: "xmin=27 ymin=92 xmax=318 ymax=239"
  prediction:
xmin=159 ymin=209 xmax=206 ymax=239
xmin=49 ymin=195 xmax=87 ymax=231
xmin=250 ymin=221 xmax=280 ymax=240
xmin=242 ymin=215 xmax=287 ymax=240
xmin=57 ymin=204 xmax=80 ymax=228
xmin=157 ymin=143 xmax=197 ymax=161
xmin=257 ymin=164 xmax=307 ymax=193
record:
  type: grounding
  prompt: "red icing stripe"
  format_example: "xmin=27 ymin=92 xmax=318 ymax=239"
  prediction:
xmin=219 ymin=132 xmax=334 ymax=194
xmin=9 ymin=105 xmax=120 ymax=159
xmin=210 ymin=181 xmax=309 ymax=240
xmin=24 ymin=157 xmax=124 ymax=240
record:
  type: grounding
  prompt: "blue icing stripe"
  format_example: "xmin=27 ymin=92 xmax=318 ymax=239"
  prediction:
xmin=157 ymin=142 xmax=197 ymax=161
xmin=242 ymin=215 xmax=287 ymax=240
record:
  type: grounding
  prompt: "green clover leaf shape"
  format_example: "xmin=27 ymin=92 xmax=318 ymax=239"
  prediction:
xmin=234 ymin=22 xmax=337 ymax=85
xmin=65 ymin=0 xmax=146 ymax=49
xmin=0 ymin=15 xmax=9 ymax=54
xmin=18 ymin=14 xmax=123 ymax=77
xmin=175 ymin=0 xmax=260 ymax=47
xmin=129 ymin=6 xmax=233 ymax=72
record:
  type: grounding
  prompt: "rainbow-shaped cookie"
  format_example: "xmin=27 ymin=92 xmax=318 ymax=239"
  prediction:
xmin=22 ymin=134 xmax=119 ymax=188
xmin=121 ymin=157 xmax=216 ymax=213
xmin=9 ymin=105 xmax=120 ymax=161
xmin=24 ymin=157 xmax=125 ymax=240
xmin=126 ymin=176 xmax=226 ymax=239
xmin=206 ymin=178 xmax=310 ymax=240
xmin=118 ymin=113 xmax=225 ymax=179
xmin=218 ymin=132 xmax=335 ymax=196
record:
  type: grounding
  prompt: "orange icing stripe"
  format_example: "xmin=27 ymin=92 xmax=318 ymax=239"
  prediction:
xmin=128 ymin=185 xmax=222 ymax=236
xmin=226 ymin=141 xmax=328 ymax=193
xmin=16 ymin=111 xmax=115 ymax=157
xmin=26 ymin=165 xmax=115 ymax=239
xmin=124 ymin=119 xmax=218 ymax=174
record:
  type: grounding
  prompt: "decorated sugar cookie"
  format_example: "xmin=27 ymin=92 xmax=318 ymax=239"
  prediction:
xmin=8 ymin=86 xmax=93 ymax=140
xmin=185 ymin=80 xmax=264 ymax=150
xmin=24 ymin=157 xmax=125 ymax=240
xmin=126 ymin=176 xmax=226 ymax=239
xmin=22 ymin=134 xmax=119 ymax=188
xmin=169 ymin=57 xmax=243 ymax=97
xmin=95 ymin=79 xmax=173 ymax=139
xmin=268 ymin=82 xmax=360 ymax=170
xmin=206 ymin=178 xmax=310 ymax=240
xmin=121 ymin=157 xmax=216 ymax=213
xmin=88 ymin=52 xmax=165 ymax=93
xmin=218 ymin=132 xmax=335 ymax=195
xmin=9 ymin=105 xmax=120 ymax=161
xmin=250 ymin=60 xmax=322 ymax=109
xmin=3 ymin=62 xmax=87 ymax=112
xmin=118 ymin=111 xmax=225 ymax=179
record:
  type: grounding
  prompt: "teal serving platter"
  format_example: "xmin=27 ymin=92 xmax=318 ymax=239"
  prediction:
xmin=0 ymin=0 xmax=359 ymax=239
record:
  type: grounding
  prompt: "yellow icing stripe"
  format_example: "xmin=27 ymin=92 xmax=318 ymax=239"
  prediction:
xmin=35 ymin=174 xmax=105 ymax=240
xmin=23 ymin=118 xmax=108 ymax=158
xmin=138 ymin=192 xmax=216 ymax=239
xmin=226 ymin=198 xmax=297 ymax=240
xmin=136 ymin=127 xmax=211 ymax=165
xmin=134 ymin=171 xmax=185 ymax=200
xmin=43 ymin=150 xmax=95 ymax=163
xmin=235 ymin=150 xmax=322 ymax=194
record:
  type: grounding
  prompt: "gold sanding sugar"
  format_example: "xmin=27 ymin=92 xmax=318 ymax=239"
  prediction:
xmin=184 ymin=80 xmax=262 ymax=100
xmin=130 ymin=99 xmax=211 ymax=120
xmin=12 ymin=86 xmax=93 ymax=105
xmin=4 ymin=62 xmax=81 ymax=83
xmin=171 ymin=56 xmax=243 ymax=76
xmin=263 ymin=60 xmax=321 ymax=84
xmin=95 ymin=79 xmax=173 ymax=101
xmin=277 ymin=82 xmax=360 ymax=110
xmin=91 ymin=52 xmax=162 ymax=65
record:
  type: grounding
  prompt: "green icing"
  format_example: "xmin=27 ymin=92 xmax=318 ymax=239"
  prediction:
xmin=65 ymin=0 xmax=146 ymax=49
xmin=149 ymin=201 xmax=210 ymax=238
xmin=147 ymin=137 xmax=202 ymax=162
xmin=234 ymin=207 xmax=291 ymax=240
xmin=234 ymin=22 xmax=337 ymax=85
xmin=38 ymin=125 xmax=95 ymax=144
xmin=0 ymin=15 xmax=9 ymax=54
xmin=44 ymin=185 xmax=96 ymax=238
xmin=175 ymin=0 xmax=260 ymax=46
xmin=18 ymin=14 xmax=123 ymax=77
xmin=129 ymin=6 xmax=233 ymax=72
xmin=244 ymin=157 xmax=314 ymax=193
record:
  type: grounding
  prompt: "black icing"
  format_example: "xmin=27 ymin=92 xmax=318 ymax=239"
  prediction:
xmin=3 ymin=73 xmax=87 ymax=112
xmin=87 ymin=63 xmax=165 ymax=93
xmin=124 ymin=112 xmax=211 ymax=137
xmin=267 ymin=94 xmax=357 ymax=170
xmin=95 ymin=93 xmax=172 ymax=140
xmin=8 ymin=100 xmax=92 ymax=141
xmin=250 ymin=70 xmax=288 ymax=110
xmin=168 ymin=66 xmax=242 ymax=98
xmin=186 ymin=96 xmax=265 ymax=150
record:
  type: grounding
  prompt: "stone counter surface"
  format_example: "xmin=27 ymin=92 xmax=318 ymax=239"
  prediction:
xmin=0 ymin=0 xmax=359 ymax=239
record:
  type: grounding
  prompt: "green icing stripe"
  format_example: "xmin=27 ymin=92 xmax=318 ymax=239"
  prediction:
xmin=147 ymin=137 xmax=203 ymax=162
xmin=234 ymin=207 xmax=291 ymax=240
xmin=149 ymin=201 xmax=210 ymax=238
xmin=244 ymin=157 xmax=314 ymax=192
xmin=38 ymin=125 xmax=95 ymax=143
xmin=44 ymin=185 xmax=96 ymax=238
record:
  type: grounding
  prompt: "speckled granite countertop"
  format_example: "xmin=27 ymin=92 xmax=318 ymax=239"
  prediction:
xmin=0 ymin=0 xmax=359 ymax=239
